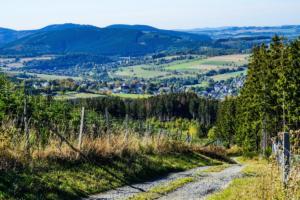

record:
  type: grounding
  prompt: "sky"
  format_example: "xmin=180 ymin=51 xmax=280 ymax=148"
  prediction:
xmin=1 ymin=0 xmax=300 ymax=30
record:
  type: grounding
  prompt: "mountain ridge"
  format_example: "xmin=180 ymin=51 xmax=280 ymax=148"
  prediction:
xmin=0 ymin=23 xmax=212 ymax=56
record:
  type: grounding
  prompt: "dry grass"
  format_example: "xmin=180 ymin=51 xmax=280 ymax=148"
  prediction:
xmin=0 ymin=124 xmax=217 ymax=167
xmin=208 ymin=157 xmax=300 ymax=200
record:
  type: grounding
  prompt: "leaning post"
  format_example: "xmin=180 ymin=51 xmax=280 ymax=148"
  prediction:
xmin=282 ymin=132 xmax=290 ymax=185
xmin=77 ymin=107 xmax=85 ymax=157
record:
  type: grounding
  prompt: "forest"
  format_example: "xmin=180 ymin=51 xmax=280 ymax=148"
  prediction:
xmin=213 ymin=36 xmax=300 ymax=152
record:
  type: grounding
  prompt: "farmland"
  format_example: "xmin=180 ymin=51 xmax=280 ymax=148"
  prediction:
xmin=113 ymin=54 xmax=249 ymax=81
xmin=165 ymin=54 xmax=247 ymax=71
xmin=114 ymin=65 xmax=169 ymax=79
xmin=1 ymin=69 xmax=82 ymax=81
xmin=111 ymin=93 xmax=152 ymax=99
xmin=55 ymin=92 xmax=105 ymax=100
xmin=0 ymin=56 xmax=54 ymax=69
xmin=0 ymin=53 xmax=249 ymax=100
xmin=211 ymin=70 xmax=247 ymax=81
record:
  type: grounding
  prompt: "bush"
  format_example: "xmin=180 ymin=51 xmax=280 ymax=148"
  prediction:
xmin=226 ymin=145 xmax=243 ymax=156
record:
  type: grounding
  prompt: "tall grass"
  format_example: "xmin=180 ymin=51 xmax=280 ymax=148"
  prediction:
xmin=208 ymin=157 xmax=300 ymax=200
xmin=32 ymin=133 xmax=193 ymax=161
xmin=0 ymin=121 xmax=219 ymax=170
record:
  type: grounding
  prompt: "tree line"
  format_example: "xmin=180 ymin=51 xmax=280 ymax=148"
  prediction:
xmin=0 ymin=77 xmax=219 ymax=153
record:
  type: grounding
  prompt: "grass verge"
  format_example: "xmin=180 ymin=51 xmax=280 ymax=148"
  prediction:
xmin=202 ymin=164 xmax=231 ymax=173
xmin=0 ymin=152 xmax=221 ymax=200
xmin=207 ymin=157 xmax=300 ymax=200
xmin=128 ymin=177 xmax=194 ymax=200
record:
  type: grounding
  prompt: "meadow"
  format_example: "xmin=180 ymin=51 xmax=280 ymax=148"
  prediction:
xmin=55 ymin=92 xmax=105 ymax=100
xmin=111 ymin=93 xmax=152 ymax=99
xmin=1 ymin=69 xmax=82 ymax=81
xmin=211 ymin=70 xmax=247 ymax=81
xmin=113 ymin=54 xmax=249 ymax=81
xmin=114 ymin=65 xmax=169 ymax=79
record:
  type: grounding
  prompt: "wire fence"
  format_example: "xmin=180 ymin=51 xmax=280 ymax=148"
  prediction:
xmin=272 ymin=130 xmax=300 ymax=185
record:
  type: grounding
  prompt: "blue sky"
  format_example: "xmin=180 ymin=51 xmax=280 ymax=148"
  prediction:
xmin=1 ymin=0 xmax=300 ymax=30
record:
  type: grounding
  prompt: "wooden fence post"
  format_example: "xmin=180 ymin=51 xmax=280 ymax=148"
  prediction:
xmin=282 ymin=132 xmax=290 ymax=185
xmin=105 ymin=107 xmax=109 ymax=132
xmin=124 ymin=114 xmax=129 ymax=141
xmin=77 ymin=107 xmax=85 ymax=153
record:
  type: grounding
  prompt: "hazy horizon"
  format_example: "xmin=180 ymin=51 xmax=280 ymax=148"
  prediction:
xmin=1 ymin=0 xmax=300 ymax=30
xmin=2 ymin=22 xmax=300 ymax=32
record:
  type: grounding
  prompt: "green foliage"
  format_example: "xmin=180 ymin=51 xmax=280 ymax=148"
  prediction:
xmin=238 ymin=36 xmax=300 ymax=150
xmin=208 ymin=126 xmax=217 ymax=141
xmin=215 ymin=97 xmax=237 ymax=148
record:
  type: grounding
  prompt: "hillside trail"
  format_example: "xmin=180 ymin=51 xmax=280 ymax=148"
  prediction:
xmin=85 ymin=163 xmax=244 ymax=200
xmin=157 ymin=164 xmax=243 ymax=200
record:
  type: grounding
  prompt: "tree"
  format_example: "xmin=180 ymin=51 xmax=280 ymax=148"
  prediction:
xmin=215 ymin=97 xmax=237 ymax=148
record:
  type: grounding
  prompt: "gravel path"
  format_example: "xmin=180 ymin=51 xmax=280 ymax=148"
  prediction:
xmin=158 ymin=165 xmax=244 ymax=200
xmin=85 ymin=164 xmax=243 ymax=200
xmin=85 ymin=166 xmax=210 ymax=200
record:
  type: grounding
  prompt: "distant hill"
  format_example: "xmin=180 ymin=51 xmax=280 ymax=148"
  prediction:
xmin=39 ymin=23 xmax=97 ymax=32
xmin=0 ymin=24 xmax=212 ymax=56
xmin=0 ymin=28 xmax=34 ymax=47
xmin=2 ymin=24 xmax=298 ymax=56
xmin=106 ymin=24 xmax=158 ymax=31
xmin=183 ymin=25 xmax=300 ymax=53
xmin=185 ymin=25 xmax=300 ymax=40
xmin=0 ymin=23 xmax=90 ymax=47
xmin=106 ymin=24 xmax=212 ymax=42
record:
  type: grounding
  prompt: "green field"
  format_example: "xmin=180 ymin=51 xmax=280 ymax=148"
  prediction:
xmin=211 ymin=70 xmax=247 ymax=81
xmin=56 ymin=92 xmax=151 ymax=100
xmin=0 ymin=56 xmax=54 ymax=69
xmin=191 ymin=81 xmax=210 ymax=88
xmin=55 ymin=92 xmax=104 ymax=100
xmin=114 ymin=65 xmax=169 ymax=79
xmin=1 ymin=69 xmax=82 ymax=81
xmin=113 ymin=54 xmax=249 ymax=81
xmin=165 ymin=54 xmax=248 ymax=72
xmin=111 ymin=93 xmax=152 ymax=99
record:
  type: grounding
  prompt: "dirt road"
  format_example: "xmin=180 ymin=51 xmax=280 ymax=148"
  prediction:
xmin=86 ymin=164 xmax=243 ymax=200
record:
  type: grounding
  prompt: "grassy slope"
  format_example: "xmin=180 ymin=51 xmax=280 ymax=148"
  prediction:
xmin=165 ymin=54 xmax=248 ymax=71
xmin=0 ymin=152 xmax=222 ymax=200
xmin=115 ymin=65 xmax=168 ymax=79
xmin=111 ymin=93 xmax=152 ymax=99
xmin=1 ymin=69 xmax=82 ymax=81
xmin=211 ymin=69 xmax=247 ymax=81
xmin=113 ymin=54 xmax=248 ymax=81
xmin=55 ymin=92 xmax=105 ymax=100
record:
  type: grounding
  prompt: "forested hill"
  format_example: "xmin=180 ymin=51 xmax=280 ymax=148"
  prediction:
xmin=0 ymin=23 xmax=211 ymax=56
xmin=186 ymin=25 xmax=300 ymax=52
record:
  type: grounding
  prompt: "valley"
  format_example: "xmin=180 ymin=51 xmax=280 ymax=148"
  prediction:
xmin=0 ymin=19 xmax=300 ymax=200
xmin=0 ymin=53 xmax=248 ymax=100
xmin=1 ymin=24 xmax=298 ymax=100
